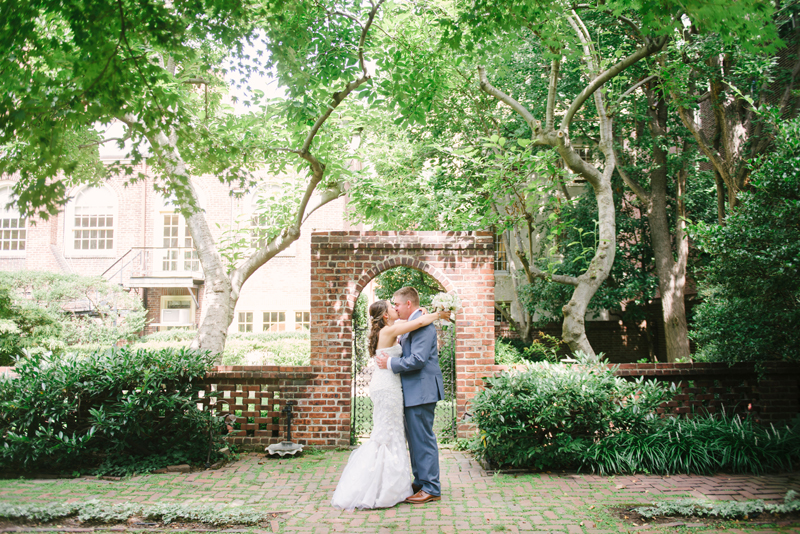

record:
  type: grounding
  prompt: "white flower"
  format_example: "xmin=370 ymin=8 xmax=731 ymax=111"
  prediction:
xmin=429 ymin=292 xmax=461 ymax=326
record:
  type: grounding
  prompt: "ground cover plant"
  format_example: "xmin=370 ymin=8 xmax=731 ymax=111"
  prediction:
xmin=0 ymin=499 xmax=272 ymax=526
xmin=582 ymin=413 xmax=800 ymax=475
xmin=0 ymin=347 xmax=228 ymax=475
xmin=633 ymin=491 xmax=800 ymax=520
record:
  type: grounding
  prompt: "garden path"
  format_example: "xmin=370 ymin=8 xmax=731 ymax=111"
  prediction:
xmin=1 ymin=449 xmax=800 ymax=533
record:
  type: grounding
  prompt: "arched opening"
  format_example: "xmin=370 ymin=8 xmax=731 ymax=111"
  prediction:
xmin=349 ymin=265 xmax=458 ymax=445
xmin=309 ymin=231 xmax=494 ymax=448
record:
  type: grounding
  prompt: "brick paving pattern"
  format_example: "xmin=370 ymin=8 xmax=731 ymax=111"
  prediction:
xmin=2 ymin=450 xmax=800 ymax=533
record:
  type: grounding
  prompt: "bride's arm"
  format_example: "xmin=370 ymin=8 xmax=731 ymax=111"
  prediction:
xmin=381 ymin=309 xmax=451 ymax=340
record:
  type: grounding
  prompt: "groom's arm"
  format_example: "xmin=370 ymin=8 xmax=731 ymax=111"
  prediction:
xmin=388 ymin=324 xmax=436 ymax=373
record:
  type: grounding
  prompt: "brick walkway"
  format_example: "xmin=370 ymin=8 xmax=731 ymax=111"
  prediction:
xmin=2 ymin=449 xmax=800 ymax=533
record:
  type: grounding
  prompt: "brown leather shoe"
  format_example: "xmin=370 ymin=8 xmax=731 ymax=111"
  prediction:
xmin=412 ymin=483 xmax=422 ymax=494
xmin=405 ymin=490 xmax=441 ymax=504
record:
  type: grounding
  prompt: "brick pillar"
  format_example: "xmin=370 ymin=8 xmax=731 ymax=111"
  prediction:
xmin=309 ymin=231 xmax=495 ymax=445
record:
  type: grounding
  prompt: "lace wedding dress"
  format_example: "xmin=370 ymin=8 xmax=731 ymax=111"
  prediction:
xmin=331 ymin=344 xmax=413 ymax=510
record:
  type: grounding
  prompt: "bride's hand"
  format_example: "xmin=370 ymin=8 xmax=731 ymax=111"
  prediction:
xmin=438 ymin=310 xmax=452 ymax=321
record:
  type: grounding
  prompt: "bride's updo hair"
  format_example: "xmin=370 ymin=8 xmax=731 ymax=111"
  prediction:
xmin=368 ymin=300 xmax=389 ymax=358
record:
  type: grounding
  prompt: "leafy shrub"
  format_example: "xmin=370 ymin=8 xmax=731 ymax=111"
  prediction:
xmin=0 ymin=347 xmax=227 ymax=474
xmin=581 ymin=413 xmax=800 ymax=475
xmin=522 ymin=332 xmax=565 ymax=362
xmin=689 ymin=118 xmax=800 ymax=363
xmin=494 ymin=338 xmax=525 ymax=365
xmin=0 ymin=272 xmax=146 ymax=362
xmin=470 ymin=352 xmax=673 ymax=469
xmin=133 ymin=330 xmax=311 ymax=366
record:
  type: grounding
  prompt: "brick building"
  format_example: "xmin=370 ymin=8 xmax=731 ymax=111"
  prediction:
xmin=0 ymin=158 xmax=359 ymax=336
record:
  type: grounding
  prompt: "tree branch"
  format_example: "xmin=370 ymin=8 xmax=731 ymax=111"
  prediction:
xmin=560 ymin=36 xmax=667 ymax=131
xmin=232 ymin=182 xmax=344 ymax=287
xmin=299 ymin=0 xmax=384 ymax=156
xmin=613 ymin=146 xmax=650 ymax=206
xmin=530 ymin=263 xmax=580 ymax=287
xmin=478 ymin=66 xmax=539 ymax=134
xmin=78 ymin=133 xmax=132 ymax=150
xmin=672 ymin=99 xmax=733 ymax=187
xmin=609 ymin=75 xmax=657 ymax=116
xmin=545 ymin=58 xmax=560 ymax=131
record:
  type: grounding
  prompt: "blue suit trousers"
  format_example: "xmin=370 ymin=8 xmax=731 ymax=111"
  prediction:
xmin=404 ymin=402 xmax=440 ymax=496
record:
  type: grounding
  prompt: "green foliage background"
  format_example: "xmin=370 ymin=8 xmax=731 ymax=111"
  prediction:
xmin=0 ymin=272 xmax=146 ymax=365
xmin=690 ymin=118 xmax=800 ymax=363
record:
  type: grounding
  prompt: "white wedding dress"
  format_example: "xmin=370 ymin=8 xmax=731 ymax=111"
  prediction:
xmin=331 ymin=344 xmax=413 ymax=510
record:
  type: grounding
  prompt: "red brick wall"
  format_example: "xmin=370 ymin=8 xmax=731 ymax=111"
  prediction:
xmin=202 ymin=365 xmax=316 ymax=449
xmin=307 ymin=231 xmax=496 ymax=446
xmin=613 ymin=361 xmax=800 ymax=423
xmin=489 ymin=361 xmax=800 ymax=424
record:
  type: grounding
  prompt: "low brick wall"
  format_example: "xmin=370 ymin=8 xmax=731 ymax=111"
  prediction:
xmin=489 ymin=361 xmax=800 ymax=424
xmin=613 ymin=361 xmax=800 ymax=423
xmin=203 ymin=365 xmax=318 ymax=451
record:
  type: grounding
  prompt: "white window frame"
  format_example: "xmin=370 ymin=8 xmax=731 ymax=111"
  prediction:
xmin=493 ymin=230 xmax=508 ymax=272
xmin=0 ymin=183 xmax=26 ymax=256
xmin=65 ymin=185 xmax=117 ymax=257
xmin=294 ymin=311 xmax=310 ymax=331
xmin=262 ymin=311 xmax=286 ymax=332
xmin=158 ymin=295 xmax=195 ymax=330
xmin=157 ymin=211 xmax=200 ymax=274
xmin=238 ymin=311 xmax=254 ymax=332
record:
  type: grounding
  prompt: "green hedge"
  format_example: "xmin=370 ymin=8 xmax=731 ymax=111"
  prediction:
xmin=471 ymin=352 xmax=673 ymax=470
xmin=0 ymin=347 xmax=227 ymax=475
xmin=471 ymin=352 xmax=800 ymax=474
xmin=132 ymin=331 xmax=311 ymax=366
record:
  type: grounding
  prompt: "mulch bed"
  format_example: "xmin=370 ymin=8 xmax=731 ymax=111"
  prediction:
xmin=610 ymin=505 xmax=800 ymax=529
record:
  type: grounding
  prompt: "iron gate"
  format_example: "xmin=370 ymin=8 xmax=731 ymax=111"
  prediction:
xmin=351 ymin=307 xmax=457 ymax=445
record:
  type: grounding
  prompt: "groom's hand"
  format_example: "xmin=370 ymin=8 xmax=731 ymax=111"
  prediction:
xmin=376 ymin=352 xmax=389 ymax=369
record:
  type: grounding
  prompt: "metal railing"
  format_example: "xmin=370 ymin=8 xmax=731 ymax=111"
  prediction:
xmin=102 ymin=247 xmax=204 ymax=286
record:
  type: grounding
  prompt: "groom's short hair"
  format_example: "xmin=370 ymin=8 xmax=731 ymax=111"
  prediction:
xmin=394 ymin=286 xmax=419 ymax=306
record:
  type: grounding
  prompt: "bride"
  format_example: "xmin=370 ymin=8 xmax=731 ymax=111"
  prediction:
xmin=331 ymin=300 xmax=449 ymax=511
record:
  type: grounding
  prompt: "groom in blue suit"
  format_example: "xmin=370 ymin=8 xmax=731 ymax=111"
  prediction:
xmin=376 ymin=286 xmax=444 ymax=504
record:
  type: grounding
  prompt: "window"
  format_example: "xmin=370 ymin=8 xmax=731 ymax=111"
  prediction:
xmin=494 ymin=231 xmax=508 ymax=271
xmin=161 ymin=213 xmax=199 ymax=272
xmin=72 ymin=187 xmax=115 ymax=252
xmin=238 ymin=312 xmax=253 ymax=332
xmin=262 ymin=311 xmax=286 ymax=332
xmin=159 ymin=295 xmax=194 ymax=330
xmin=494 ymin=305 xmax=509 ymax=323
xmin=0 ymin=186 xmax=25 ymax=253
xmin=295 ymin=311 xmax=310 ymax=331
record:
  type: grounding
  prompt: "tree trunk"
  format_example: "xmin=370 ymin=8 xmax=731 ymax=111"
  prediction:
xmin=560 ymin=176 xmax=616 ymax=355
xmin=646 ymin=95 xmax=691 ymax=362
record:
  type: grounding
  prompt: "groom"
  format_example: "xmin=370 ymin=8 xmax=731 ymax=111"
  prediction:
xmin=375 ymin=286 xmax=444 ymax=504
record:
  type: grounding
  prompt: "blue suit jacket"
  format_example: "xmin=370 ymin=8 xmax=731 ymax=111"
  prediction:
xmin=389 ymin=309 xmax=445 ymax=407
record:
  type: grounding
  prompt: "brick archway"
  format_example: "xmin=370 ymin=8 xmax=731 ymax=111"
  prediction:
xmin=308 ymin=231 xmax=495 ymax=447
